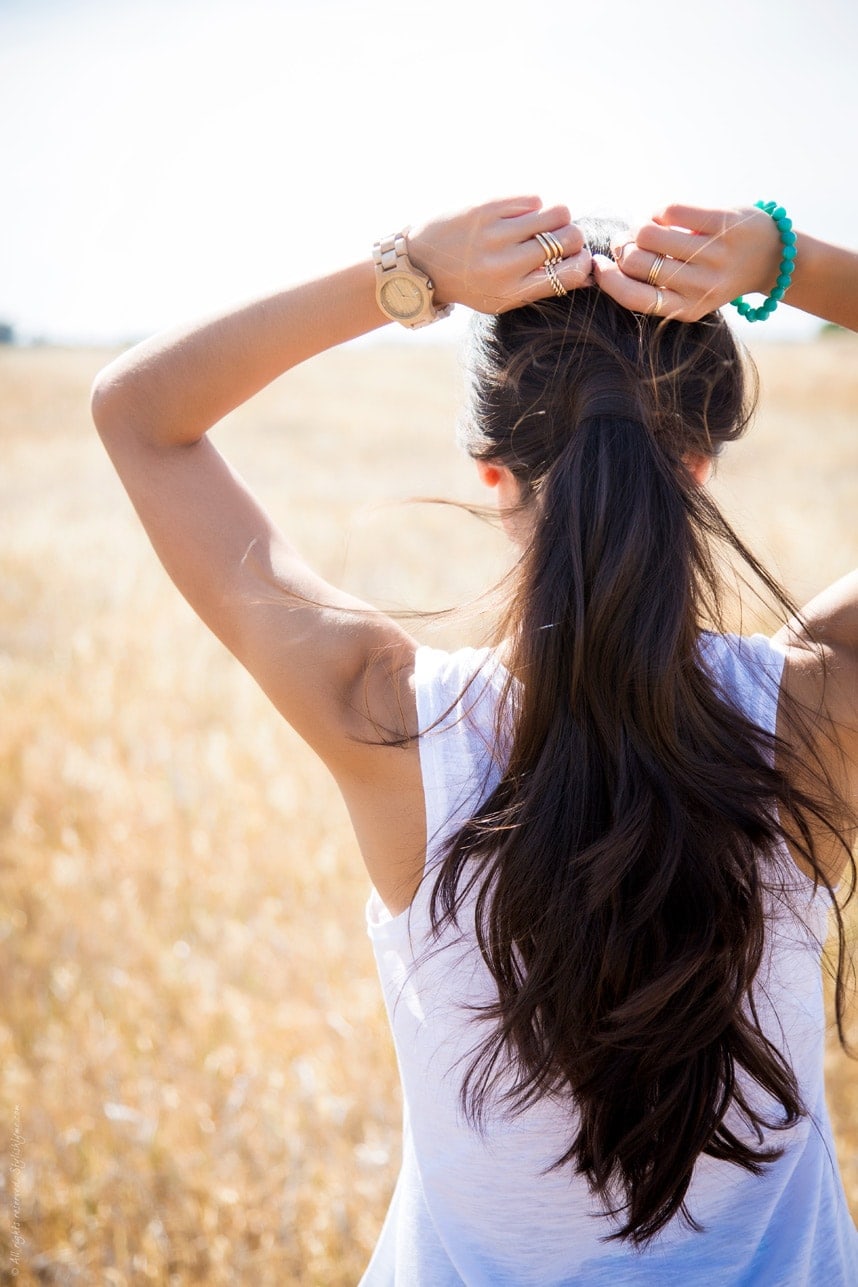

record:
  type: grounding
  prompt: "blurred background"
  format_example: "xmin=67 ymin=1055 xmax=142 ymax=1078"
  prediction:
xmin=1 ymin=2 xmax=857 ymax=1283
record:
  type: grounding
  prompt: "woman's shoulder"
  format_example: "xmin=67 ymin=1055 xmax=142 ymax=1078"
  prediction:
xmin=771 ymin=572 xmax=858 ymax=757
xmin=700 ymin=626 xmax=855 ymax=791
xmin=413 ymin=643 xmax=509 ymax=734
xmin=770 ymin=607 xmax=858 ymax=886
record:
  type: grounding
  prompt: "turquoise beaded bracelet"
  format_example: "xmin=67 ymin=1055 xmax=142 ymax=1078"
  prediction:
xmin=730 ymin=200 xmax=797 ymax=323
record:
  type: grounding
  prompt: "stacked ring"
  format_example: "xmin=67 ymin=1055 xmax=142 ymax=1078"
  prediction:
xmin=646 ymin=254 xmax=667 ymax=288
xmin=535 ymin=231 xmax=567 ymax=296
xmin=535 ymin=231 xmax=564 ymax=264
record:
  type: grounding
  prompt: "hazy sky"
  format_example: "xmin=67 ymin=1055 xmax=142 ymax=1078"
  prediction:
xmin=2 ymin=0 xmax=857 ymax=342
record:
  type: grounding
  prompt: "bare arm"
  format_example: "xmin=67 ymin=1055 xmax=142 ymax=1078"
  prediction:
xmin=91 ymin=260 xmax=403 ymax=772
xmin=92 ymin=262 xmax=386 ymax=452
xmin=778 ymin=232 xmax=858 ymax=331
xmin=773 ymin=570 xmax=858 ymax=776
xmin=91 ymin=196 xmax=593 ymax=910
xmin=91 ymin=197 xmax=591 ymax=777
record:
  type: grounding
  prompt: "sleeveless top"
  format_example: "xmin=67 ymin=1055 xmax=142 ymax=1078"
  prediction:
xmin=362 ymin=634 xmax=858 ymax=1285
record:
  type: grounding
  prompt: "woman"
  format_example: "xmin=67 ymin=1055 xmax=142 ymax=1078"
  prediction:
xmin=92 ymin=198 xmax=858 ymax=1283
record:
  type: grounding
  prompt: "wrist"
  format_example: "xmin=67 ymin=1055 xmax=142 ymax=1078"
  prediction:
xmin=730 ymin=203 xmax=798 ymax=323
xmin=372 ymin=231 xmax=454 ymax=329
xmin=778 ymin=233 xmax=858 ymax=330
xmin=751 ymin=207 xmax=786 ymax=296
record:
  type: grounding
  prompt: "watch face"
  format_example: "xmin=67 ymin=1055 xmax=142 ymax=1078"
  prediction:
xmin=379 ymin=273 xmax=426 ymax=321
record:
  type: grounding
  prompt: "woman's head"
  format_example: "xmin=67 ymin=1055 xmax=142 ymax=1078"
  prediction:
xmin=462 ymin=217 xmax=755 ymax=513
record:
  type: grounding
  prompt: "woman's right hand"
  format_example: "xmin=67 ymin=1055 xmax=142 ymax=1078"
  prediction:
xmin=593 ymin=204 xmax=784 ymax=323
xmin=408 ymin=196 xmax=593 ymax=315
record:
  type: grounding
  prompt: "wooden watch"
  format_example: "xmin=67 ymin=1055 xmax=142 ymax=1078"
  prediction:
xmin=372 ymin=233 xmax=454 ymax=329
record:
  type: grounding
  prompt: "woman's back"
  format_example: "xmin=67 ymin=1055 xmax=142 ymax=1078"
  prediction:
xmin=363 ymin=636 xmax=856 ymax=1285
xmin=91 ymin=194 xmax=858 ymax=1281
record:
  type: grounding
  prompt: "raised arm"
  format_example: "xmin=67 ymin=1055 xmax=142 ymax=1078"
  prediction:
xmin=594 ymin=203 xmax=858 ymax=331
xmin=90 ymin=197 xmax=591 ymax=776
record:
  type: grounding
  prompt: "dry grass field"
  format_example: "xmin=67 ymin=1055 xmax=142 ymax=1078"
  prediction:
xmin=0 ymin=334 xmax=856 ymax=1284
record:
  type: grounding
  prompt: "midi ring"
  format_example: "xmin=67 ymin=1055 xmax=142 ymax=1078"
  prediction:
xmin=648 ymin=287 xmax=664 ymax=317
xmin=535 ymin=231 xmax=563 ymax=265
xmin=646 ymin=253 xmax=667 ymax=288
xmin=544 ymin=262 xmax=567 ymax=297
xmin=614 ymin=240 xmax=635 ymax=266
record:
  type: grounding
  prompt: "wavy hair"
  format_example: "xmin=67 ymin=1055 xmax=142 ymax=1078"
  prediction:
xmin=429 ymin=220 xmax=856 ymax=1245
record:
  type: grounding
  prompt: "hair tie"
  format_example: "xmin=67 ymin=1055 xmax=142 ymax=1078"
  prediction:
xmin=730 ymin=201 xmax=797 ymax=324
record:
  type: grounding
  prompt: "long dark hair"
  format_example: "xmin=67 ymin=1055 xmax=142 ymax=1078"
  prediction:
xmin=429 ymin=221 xmax=856 ymax=1245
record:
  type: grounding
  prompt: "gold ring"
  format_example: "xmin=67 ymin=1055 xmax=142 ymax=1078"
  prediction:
xmin=648 ymin=287 xmax=664 ymax=316
xmin=534 ymin=233 xmax=552 ymax=263
xmin=544 ymin=262 xmax=567 ymax=296
xmin=646 ymin=253 xmax=667 ymax=288
xmin=543 ymin=230 xmax=564 ymax=262
xmin=614 ymin=240 xmax=635 ymax=266
xmin=535 ymin=232 xmax=560 ymax=265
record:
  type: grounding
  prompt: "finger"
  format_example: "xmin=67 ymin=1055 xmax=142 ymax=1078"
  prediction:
xmin=614 ymin=246 xmax=687 ymax=291
xmin=635 ymin=222 xmax=715 ymax=264
xmin=608 ymin=244 xmax=713 ymax=298
xmin=612 ymin=222 xmax=713 ymax=268
xmin=556 ymin=246 xmax=593 ymax=289
xmin=486 ymin=194 xmax=543 ymax=219
xmin=595 ymin=255 xmax=726 ymax=322
xmin=516 ymin=246 xmax=593 ymax=306
xmin=512 ymin=221 xmax=587 ymax=274
xmin=612 ymin=238 xmax=637 ymax=268
xmin=651 ymin=204 xmax=734 ymax=236
xmin=592 ymin=256 xmax=681 ymax=318
xmin=496 ymin=203 xmax=574 ymax=247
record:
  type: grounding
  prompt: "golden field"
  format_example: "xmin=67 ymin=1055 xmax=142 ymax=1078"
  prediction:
xmin=0 ymin=336 xmax=856 ymax=1284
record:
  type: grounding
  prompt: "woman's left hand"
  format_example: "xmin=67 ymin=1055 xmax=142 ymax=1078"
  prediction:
xmin=593 ymin=204 xmax=783 ymax=322
xmin=408 ymin=196 xmax=592 ymax=314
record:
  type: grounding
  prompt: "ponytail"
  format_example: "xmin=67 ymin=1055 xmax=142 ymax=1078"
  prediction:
xmin=433 ymin=252 xmax=854 ymax=1243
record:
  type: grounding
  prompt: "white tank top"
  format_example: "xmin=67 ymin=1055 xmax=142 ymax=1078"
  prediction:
xmin=362 ymin=634 xmax=858 ymax=1285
